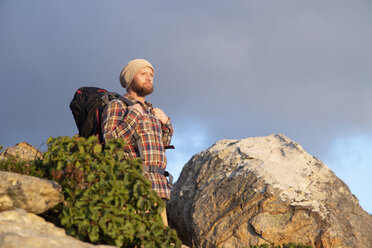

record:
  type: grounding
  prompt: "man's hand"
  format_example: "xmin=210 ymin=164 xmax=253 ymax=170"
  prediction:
xmin=153 ymin=108 xmax=169 ymax=125
xmin=128 ymin=103 xmax=144 ymax=114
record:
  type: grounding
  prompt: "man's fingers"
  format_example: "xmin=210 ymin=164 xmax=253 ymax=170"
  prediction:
xmin=153 ymin=108 xmax=164 ymax=117
xmin=153 ymin=108 xmax=168 ymax=124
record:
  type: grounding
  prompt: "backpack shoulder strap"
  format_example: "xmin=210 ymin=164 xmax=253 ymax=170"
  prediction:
xmin=117 ymin=96 xmax=134 ymax=107
xmin=116 ymin=95 xmax=144 ymax=159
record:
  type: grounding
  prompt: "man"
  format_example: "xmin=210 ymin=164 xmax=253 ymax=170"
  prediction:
xmin=101 ymin=59 xmax=173 ymax=225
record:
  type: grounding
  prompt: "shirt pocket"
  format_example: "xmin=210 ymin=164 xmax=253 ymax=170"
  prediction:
xmin=138 ymin=115 xmax=153 ymax=135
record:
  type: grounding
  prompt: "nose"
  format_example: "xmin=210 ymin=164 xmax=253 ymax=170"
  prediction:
xmin=146 ymin=74 xmax=153 ymax=81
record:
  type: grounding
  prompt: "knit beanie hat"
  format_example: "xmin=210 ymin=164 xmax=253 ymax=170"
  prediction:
xmin=119 ymin=59 xmax=154 ymax=89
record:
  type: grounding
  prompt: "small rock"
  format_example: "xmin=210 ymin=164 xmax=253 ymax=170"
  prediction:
xmin=0 ymin=142 xmax=42 ymax=161
xmin=0 ymin=171 xmax=63 ymax=214
xmin=0 ymin=209 xmax=114 ymax=248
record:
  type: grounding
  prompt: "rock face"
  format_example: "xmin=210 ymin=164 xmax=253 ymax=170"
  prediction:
xmin=0 ymin=209 xmax=113 ymax=248
xmin=0 ymin=171 xmax=63 ymax=214
xmin=0 ymin=142 xmax=42 ymax=161
xmin=167 ymin=134 xmax=372 ymax=248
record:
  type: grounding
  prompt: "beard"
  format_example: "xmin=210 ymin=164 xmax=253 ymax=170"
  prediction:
xmin=131 ymin=81 xmax=154 ymax=97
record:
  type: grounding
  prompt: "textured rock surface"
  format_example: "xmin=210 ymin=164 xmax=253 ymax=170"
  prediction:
xmin=0 ymin=171 xmax=63 ymax=214
xmin=0 ymin=209 xmax=114 ymax=248
xmin=168 ymin=134 xmax=372 ymax=248
xmin=0 ymin=142 xmax=42 ymax=161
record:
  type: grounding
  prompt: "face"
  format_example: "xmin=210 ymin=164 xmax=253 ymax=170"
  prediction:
xmin=130 ymin=67 xmax=154 ymax=97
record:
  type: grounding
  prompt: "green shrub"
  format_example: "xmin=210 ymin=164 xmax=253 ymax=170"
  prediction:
xmin=1 ymin=136 xmax=181 ymax=247
xmin=43 ymin=136 xmax=181 ymax=247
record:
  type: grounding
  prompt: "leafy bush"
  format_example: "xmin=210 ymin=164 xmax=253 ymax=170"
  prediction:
xmin=1 ymin=136 xmax=181 ymax=247
xmin=43 ymin=136 xmax=181 ymax=247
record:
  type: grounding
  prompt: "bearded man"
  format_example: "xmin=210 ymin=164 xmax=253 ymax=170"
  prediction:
xmin=101 ymin=59 xmax=173 ymax=225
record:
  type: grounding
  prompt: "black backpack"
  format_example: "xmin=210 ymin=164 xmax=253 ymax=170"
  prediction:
xmin=69 ymin=86 xmax=133 ymax=143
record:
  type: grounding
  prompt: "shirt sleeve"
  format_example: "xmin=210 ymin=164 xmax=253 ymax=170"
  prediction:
xmin=161 ymin=119 xmax=173 ymax=146
xmin=101 ymin=99 xmax=142 ymax=143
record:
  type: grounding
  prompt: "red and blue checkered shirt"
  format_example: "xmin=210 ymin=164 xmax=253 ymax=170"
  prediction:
xmin=101 ymin=95 xmax=173 ymax=200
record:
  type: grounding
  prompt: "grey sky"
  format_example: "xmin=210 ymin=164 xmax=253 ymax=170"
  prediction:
xmin=1 ymin=0 xmax=371 ymax=212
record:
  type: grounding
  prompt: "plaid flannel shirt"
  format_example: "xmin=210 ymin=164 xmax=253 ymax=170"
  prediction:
xmin=101 ymin=95 xmax=173 ymax=200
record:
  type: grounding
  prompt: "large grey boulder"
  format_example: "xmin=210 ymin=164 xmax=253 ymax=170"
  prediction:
xmin=168 ymin=134 xmax=372 ymax=248
xmin=0 ymin=171 xmax=63 ymax=214
xmin=0 ymin=209 xmax=114 ymax=248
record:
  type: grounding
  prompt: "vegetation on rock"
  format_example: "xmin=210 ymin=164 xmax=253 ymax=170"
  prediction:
xmin=0 ymin=147 xmax=44 ymax=177
xmin=0 ymin=136 xmax=181 ymax=248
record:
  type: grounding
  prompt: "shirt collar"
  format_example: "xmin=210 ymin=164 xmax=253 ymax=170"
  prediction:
xmin=124 ymin=94 xmax=153 ymax=108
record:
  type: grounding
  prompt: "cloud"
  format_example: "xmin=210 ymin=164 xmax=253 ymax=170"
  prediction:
xmin=166 ymin=121 xmax=211 ymax=181
xmin=324 ymin=134 xmax=372 ymax=213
